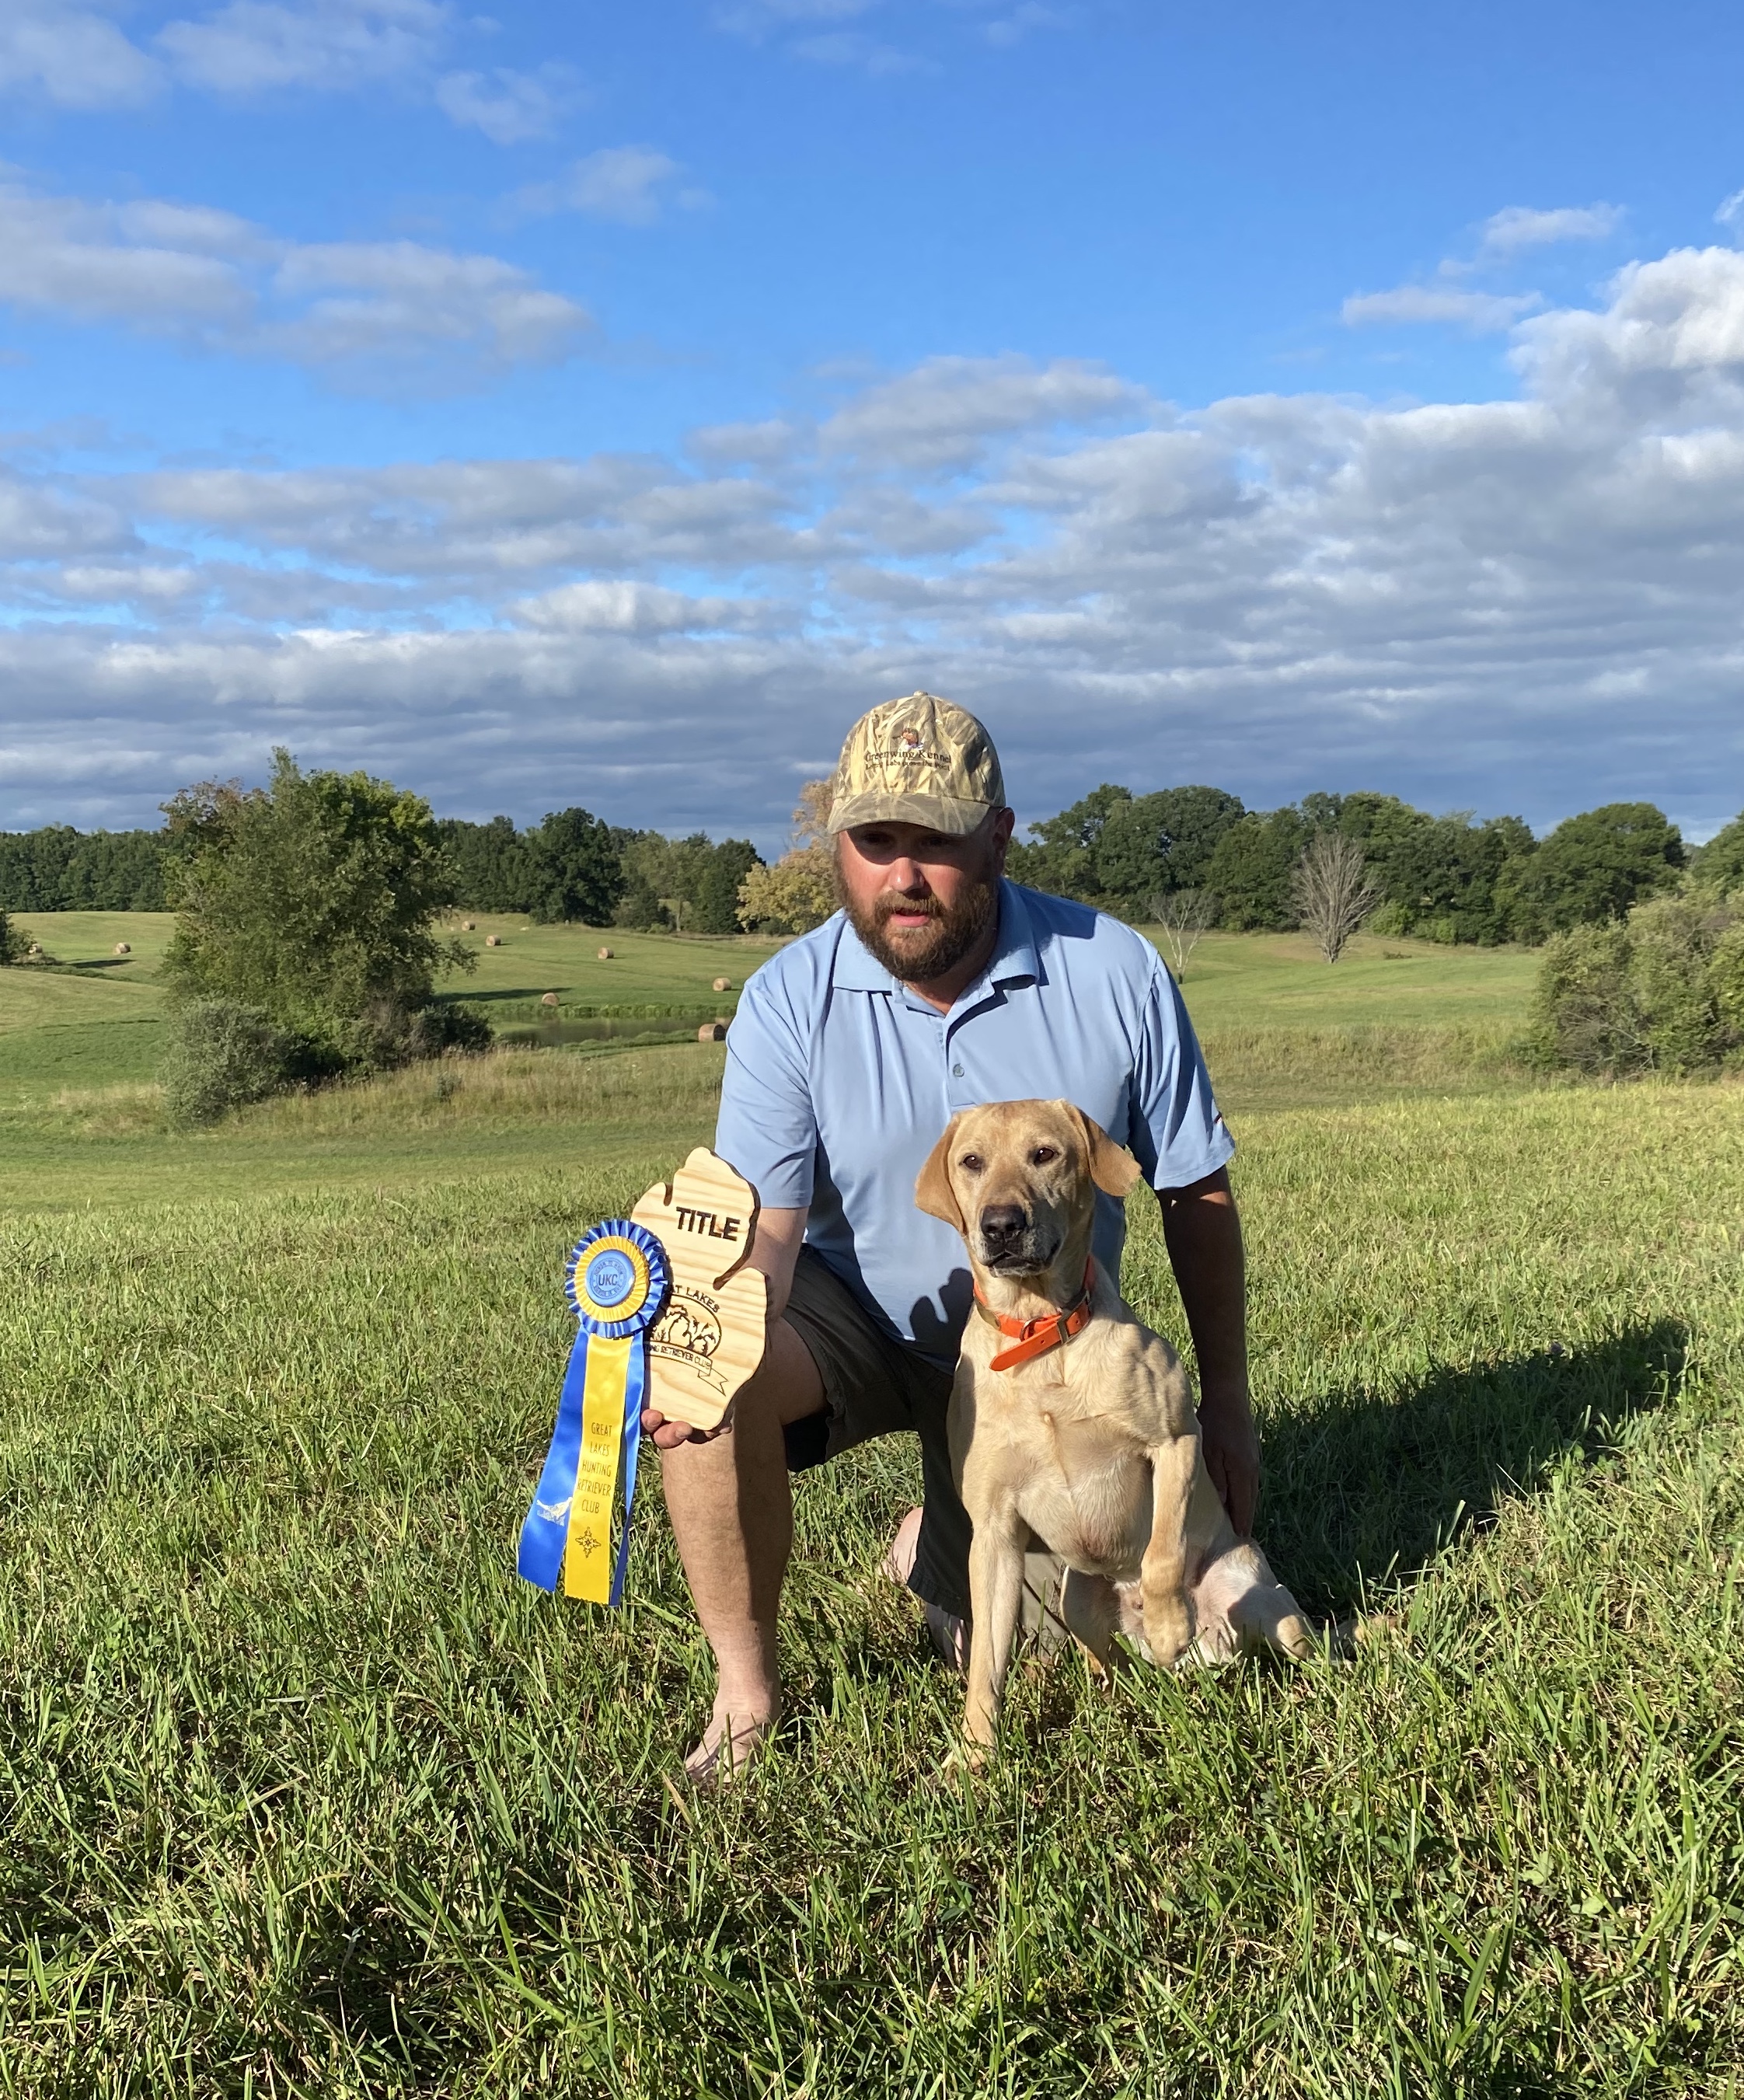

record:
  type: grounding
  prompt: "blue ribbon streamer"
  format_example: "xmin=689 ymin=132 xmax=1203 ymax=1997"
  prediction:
xmin=518 ymin=1219 xmax=668 ymax=1605
xmin=608 ymin=1339 xmax=645 ymax=1609
xmin=517 ymin=1328 xmax=592 ymax=1593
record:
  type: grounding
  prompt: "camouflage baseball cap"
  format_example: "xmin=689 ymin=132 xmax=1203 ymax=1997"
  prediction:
xmin=825 ymin=691 xmax=1006 ymax=835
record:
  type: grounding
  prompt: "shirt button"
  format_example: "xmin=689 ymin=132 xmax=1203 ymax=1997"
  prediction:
xmin=951 ymin=1063 xmax=964 ymax=1078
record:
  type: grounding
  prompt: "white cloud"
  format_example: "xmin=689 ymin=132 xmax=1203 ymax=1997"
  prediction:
xmin=715 ymin=0 xmax=881 ymax=34
xmin=714 ymin=0 xmax=926 ymax=73
xmin=821 ymin=354 xmax=1146 ymax=468
xmin=0 ymin=4 xmax=163 ymax=108
xmin=517 ymin=147 xmax=696 ymax=226
xmin=789 ymin=30 xmax=925 ymax=72
xmin=155 ymin=0 xmax=452 ymax=95
xmin=10 ymin=232 xmax=1744 ymax=836
xmin=0 ymin=0 xmax=588 ymax=145
xmin=1341 ymin=285 xmax=1542 ymax=332
xmin=432 ymin=62 xmax=582 ymax=145
xmin=983 ymin=4 xmax=1069 ymax=47
xmin=1476 ymin=203 xmax=1623 ymax=260
xmin=688 ymin=417 xmax=802 ymax=466
xmin=0 ymin=173 xmax=591 ymax=387
xmin=516 ymin=580 xmax=758 ymax=632
xmin=1345 ymin=202 xmax=1625 ymax=337
xmin=1716 ymin=189 xmax=1744 ymax=235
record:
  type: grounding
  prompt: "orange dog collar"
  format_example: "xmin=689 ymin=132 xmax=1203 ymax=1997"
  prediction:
xmin=974 ymin=1259 xmax=1097 ymax=1373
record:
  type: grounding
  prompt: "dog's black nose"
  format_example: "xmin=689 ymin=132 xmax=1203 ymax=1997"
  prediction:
xmin=978 ymin=1204 xmax=1027 ymax=1250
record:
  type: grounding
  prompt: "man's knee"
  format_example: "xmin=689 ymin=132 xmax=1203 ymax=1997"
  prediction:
xmin=747 ymin=1314 xmax=828 ymax=1428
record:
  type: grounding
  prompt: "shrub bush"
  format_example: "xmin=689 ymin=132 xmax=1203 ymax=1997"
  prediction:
xmin=1526 ymin=895 xmax=1744 ymax=1077
xmin=160 ymin=1000 xmax=330 ymax=1128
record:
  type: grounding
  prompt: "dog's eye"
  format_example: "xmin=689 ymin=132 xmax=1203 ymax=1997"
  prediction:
xmin=958 ymin=1153 xmax=985 ymax=1174
xmin=1031 ymin=1145 xmax=1059 ymax=1165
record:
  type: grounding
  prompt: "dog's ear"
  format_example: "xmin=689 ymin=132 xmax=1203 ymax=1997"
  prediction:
xmin=1073 ymin=1106 xmax=1144 ymax=1198
xmin=915 ymin=1115 xmax=966 ymax=1232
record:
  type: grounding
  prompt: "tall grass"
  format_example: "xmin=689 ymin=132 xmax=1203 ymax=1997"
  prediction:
xmin=1 ymin=1087 xmax=1740 ymax=2093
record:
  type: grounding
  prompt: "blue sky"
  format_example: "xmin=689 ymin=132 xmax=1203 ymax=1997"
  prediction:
xmin=2 ymin=0 xmax=1743 ymax=847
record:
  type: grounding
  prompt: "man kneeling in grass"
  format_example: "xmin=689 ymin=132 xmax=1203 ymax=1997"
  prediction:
xmin=641 ymin=692 xmax=1254 ymax=1781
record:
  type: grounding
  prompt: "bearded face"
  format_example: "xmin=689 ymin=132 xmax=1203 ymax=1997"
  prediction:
xmin=836 ymin=827 xmax=1002 ymax=985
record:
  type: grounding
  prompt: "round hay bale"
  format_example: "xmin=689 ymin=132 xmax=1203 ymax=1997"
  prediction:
xmin=486 ymin=934 xmax=502 ymax=947
xmin=712 ymin=976 xmax=732 ymax=992
xmin=540 ymin=991 xmax=560 ymax=1007
xmin=698 ymin=1020 xmax=727 ymax=1043
xmin=597 ymin=947 xmax=614 ymax=960
xmin=461 ymin=919 xmax=476 ymax=931
xmin=113 ymin=941 xmax=131 ymax=955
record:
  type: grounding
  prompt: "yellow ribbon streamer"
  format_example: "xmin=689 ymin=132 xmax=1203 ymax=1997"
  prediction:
xmin=562 ymin=1332 xmax=633 ymax=1603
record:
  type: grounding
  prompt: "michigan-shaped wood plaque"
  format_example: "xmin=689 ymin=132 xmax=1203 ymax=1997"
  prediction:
xmin=630 ymin=1147 xmax=767 ymax=1431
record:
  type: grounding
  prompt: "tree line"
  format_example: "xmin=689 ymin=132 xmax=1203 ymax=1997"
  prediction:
xmin=0 ymin=808 xmax=764 ymax=935
xmin=2 ymin=776 xmax=1732 ymax=953
xmin=432 ymin=816 xmax=762 ymax=935
xmin=1003 ymin=784 xmax=1694 ymax=945
xmin=0 ymin=825 xmax=170 ymax=912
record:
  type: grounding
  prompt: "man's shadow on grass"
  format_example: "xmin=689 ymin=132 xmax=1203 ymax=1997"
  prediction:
xmin=1258 ymin=1320 xmax=1687 ymax=1619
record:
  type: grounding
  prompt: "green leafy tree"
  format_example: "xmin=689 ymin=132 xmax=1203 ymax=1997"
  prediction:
xmin=437 ymin=815 xmax=535 ymax=912
xmin=162 ymin=751 xmax=473 ymax=1052
xmin=1690 ymin=811 xmax=1744 ymax=895
xmin=1006 ymin=783 xmax=1132 ymax=898
xmin=1146 ymin=786 xmax=1247 ymax=891
xmin=1093 ymin=787 xmax=1247 ymax=913
xmin=693 ymin=840 xmax=763 ymax=934
xmin=524 ymin=808 xmax=625 ymax=925
xmin=1367 ymin=810 xmax=1536 ymax=944
xmin=738 ymin=848 xmax=836 ymax=933
xmin=0 ymin=909 xmax=20 ymax=965
xmin=1502 ymin=802 xmax=1683 ymax=938
xmin=1204 ymin=808 xmax=1310 ymax=929
xmin=615 ymin=830 xmax=759 ymax=932
xmin=0 ymin=825 xmax=169 ymax=910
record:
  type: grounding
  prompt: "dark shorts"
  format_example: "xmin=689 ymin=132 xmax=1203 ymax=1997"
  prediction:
xmin=780 ymin=1247 xmax=973 ymax=1620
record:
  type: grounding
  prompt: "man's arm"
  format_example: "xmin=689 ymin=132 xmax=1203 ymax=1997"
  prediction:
xmin=1158 ymin=1165 xmax=1258 ymax=1537
xmin=641 ymin=1205 xmax=809 ymax=1450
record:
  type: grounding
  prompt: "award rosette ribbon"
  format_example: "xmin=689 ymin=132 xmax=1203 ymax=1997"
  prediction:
xmin=517 ymin=1220 xmax=670 ymax=1609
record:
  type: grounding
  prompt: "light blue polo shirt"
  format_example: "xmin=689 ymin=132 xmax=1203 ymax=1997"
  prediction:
xmin=713 ymin=880 xmax=1233 ymax=1365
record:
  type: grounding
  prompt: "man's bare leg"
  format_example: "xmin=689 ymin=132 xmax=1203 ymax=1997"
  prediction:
xmin=657 ymin=1318 xmax=824 ymax=1779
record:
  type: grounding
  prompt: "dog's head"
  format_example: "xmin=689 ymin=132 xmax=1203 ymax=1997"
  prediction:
xmin=915 ymin=1098 xmax=1142 ymax=1282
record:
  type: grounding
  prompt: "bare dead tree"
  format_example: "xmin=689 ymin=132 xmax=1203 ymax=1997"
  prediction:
xmin=1291 ymin=833 xmax=1383 ymax=963
xmin=791 ymin=778 xmax=835 ymax=852
xmin=1150 ymin=888 xmax=1219 ymax=980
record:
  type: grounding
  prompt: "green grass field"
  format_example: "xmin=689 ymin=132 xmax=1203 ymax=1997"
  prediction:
xmin=1 ymin=911 xmax=1539 ymax=1202
xmin=3 ymin=914 xmax=1742 ymax=2092
xmin=2 ymin=1087 xmax=1739 ymax=2095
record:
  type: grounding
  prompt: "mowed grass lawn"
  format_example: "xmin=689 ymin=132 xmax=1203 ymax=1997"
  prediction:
xmin=1 ymin=1071 xmax=1741 ymax=2095
xmin=2 ymin=910 xmax=1538 ymax=1197
xmin=0 ymin=914 xmax=779 ymax=1112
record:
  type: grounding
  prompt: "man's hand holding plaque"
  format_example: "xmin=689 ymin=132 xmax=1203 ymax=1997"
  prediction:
xmin=633 ymin=1147 xmax=768 ymax=1437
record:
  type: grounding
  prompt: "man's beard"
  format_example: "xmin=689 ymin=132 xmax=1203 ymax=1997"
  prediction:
xmin=839 ymin=853 xmax=999 ymax=985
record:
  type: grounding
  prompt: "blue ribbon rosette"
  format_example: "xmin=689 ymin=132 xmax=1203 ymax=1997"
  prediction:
xmin=517 ymin=1219 xmax=670 ymax=1608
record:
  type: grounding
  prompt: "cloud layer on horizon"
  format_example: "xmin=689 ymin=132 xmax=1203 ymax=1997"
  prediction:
xmin=5 ymin=235 xmax=1744 ymax=841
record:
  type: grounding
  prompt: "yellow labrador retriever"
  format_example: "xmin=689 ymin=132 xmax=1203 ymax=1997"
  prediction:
xmin=916 ymin=1097 xmax=1315 ymax=1749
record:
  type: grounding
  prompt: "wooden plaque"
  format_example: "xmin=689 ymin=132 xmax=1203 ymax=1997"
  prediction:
xmin=630 ymin=1148 xmax=767 ymax=1432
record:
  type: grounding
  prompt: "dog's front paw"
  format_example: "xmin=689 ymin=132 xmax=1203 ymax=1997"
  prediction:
xmin=1141 ymin=1592 xmax=1193 ymax=1669
xmin=944 ymin=1735 xmax=994 ymax=1777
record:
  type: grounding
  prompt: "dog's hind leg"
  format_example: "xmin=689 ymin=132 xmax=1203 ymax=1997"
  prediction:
xmin=964 ymin=1513 xmax=1027 ymax=1749
xmin=1059 ymin=1567 xmax=1121 ymax=1679
xmin=1202 ymin=1544 xmax=1317 ymax=1661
